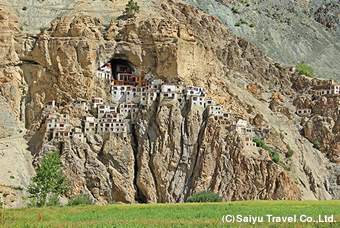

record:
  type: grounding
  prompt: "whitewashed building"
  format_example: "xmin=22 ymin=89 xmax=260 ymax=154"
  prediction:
xmin=141 ymin=91 xmax=157 ymax=106
xmin=97 ymin=70 xmax=111 ymax=80
xmin=55 ymin=130 xmax=73 ymax=138
xmin=98 ymin=122 xmax=127 ymax=134
xmin=161 ymin=83 xmax=177 ymax=93
xmin=44 ymin=100 xmax=56 ymax=112
xmin=296 ymin=108 xmax=312 ymax=116
xmin=205 ymin=99 xmax=216 ymax=107
xmin=83 ymin=116 xmax=97 ymax=135
xmin=111 ymin=85 xmax=132 ymax=103
xmin=160 ymin=91 xmax=177 ymax=102
xmin=244 ymin=137 xmax=256 ymax=147
xmin=97 ymin=104 xmax=117 ymax=118
xmin=208 ymin=105 xmax=222 ymax=116
xmin=185 ymin=85 xmax=206 ymax=97
xmin=119 ymin=103 xmax=139 ymax=119
xmin=73 ymin=132 xmax=85 ymax=142
xmin=92 ymin=97 xmax=104 ymax=109
xmin=191 ymin=95 xmax=205 ymax=108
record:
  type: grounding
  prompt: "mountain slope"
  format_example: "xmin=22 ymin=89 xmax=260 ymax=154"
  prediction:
xmin=183 ymin=0 xmax=340 ymax=80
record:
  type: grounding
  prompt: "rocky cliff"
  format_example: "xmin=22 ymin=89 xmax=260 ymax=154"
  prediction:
xmin=0 ymin=0 xmax=338 ymax=207
xmin=0 ymin=1 xmax=34 ymax=209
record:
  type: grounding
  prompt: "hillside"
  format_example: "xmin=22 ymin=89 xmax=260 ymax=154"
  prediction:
xmin=184 ymin=0 xmax=340 ymax=80
xmin=0 ymin=0 xmax=339 ymax=208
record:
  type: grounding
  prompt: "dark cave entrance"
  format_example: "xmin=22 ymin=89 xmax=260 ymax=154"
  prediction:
xmin=109 ymin=59 xmax=135 ymax=81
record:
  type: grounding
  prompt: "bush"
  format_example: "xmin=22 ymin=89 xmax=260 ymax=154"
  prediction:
xmin=40 ymin=27 xmax=47 ymax=33
xmin=22 ymin=6 xmax=27 ymax=10
xmin=313 ymin=140 xmax=320 ymax=149
xmin=286 ymin=150 xmax=294 ymax=157
xmin=296 ymin=62 xmax=314 ymax=78
xmin=253 ymin=137 xmax=264 ymax=148
xmin=280 ymin=133 xmax=284 ymax=140
xmin=125 ymin=0 xmax=140 ymax=18
xmin=235 ymin=22 xmax=241 ymax=26
xmin=172 ymin=38 xmax=178 ymax=43
xmin=68 ymin=194 xmax=92 ymax=206
xmin=249 ymin=23 xmax=255 ymax=27
xmin=272 ymin=152 xmax=280 ymax=164
xmin=186 ymin=190 xmax=222 ymax=203
xmin=240 ymin=19 xmax=248 ymax=25
xmin=248 ymin=106 xmax=253 ymax=114
xmin=231 ymin=7 xmax=239 ymax=14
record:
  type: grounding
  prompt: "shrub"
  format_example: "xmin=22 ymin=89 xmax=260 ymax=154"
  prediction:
xmin=286 ymin=150 xmax=294 ymax=157
xmin=249 ymin=23 xmax=255 ymax=27
xmin=280 ymin=133 xmax=284 ymax=140
xmin=235 ymin=22 xmax=241 ymax=26
xmin=68 ymin=194 xmax=92 ymax=206
xmin=313 ymin=140 xmax=320 ymax=149
xmin=262 ymin=145 xmax=271 ymax=153
xmin=186 ymin=190 xmax=222 ymax=203
xmin=13 ymin=186 xmax=24 ymax=190
xmin=248 ymin=106 xmax=253 ymax=114
xmin=172 ymin=38 xmax=178 ymax=43
xmin=19 ymin=26 xmax=23 ymax=31
xmin=125 ymin=0 xmax=140 ymax=18
xmin=231 ymin=7 xmax=239 ymax=14
xmin=272 ymin=153 xmax=280 ymax=164
xmin=253 ymin=137 xmax=264 ymax=147
xmin=240 ymin=19 xmax=248 ymax=25
xmin=296 ymin=62 xmax=314 ymax=78
xmin=40 ymin=27 xmax=47 ymax=33
xmin=22 ymin=6 xmax=27 ymax=11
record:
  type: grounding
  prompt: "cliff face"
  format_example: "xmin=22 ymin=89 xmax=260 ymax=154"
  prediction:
xmin=0 ymin=2 xmax=34 ymax=209
xmin=0 ymin=0 xmax=338 ymax=207
xmin=135 ymin=104 xmax=301 ymax=202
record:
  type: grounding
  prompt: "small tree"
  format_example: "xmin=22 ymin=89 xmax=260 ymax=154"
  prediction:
xmin=28 ymin=150 xmax=69 ymax=207
xmin=296 ymin=61 xmax=314 ymax=78
xmin=125 ymin=0 xmax=140 ymax=18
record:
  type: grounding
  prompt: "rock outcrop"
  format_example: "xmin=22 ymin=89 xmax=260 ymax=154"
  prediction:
xmin=0 ymin=4 xmax=34 ymax=209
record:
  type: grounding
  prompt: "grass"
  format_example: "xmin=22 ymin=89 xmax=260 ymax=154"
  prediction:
xmin=1 ymin=200 xmax=339 ymax=227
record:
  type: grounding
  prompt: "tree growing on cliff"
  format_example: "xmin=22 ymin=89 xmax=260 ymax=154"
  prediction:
xmin=125 ymin=0 xmax=140 ymax=18
xmin=296 ymin=61 xmax=314 ymax=78
xmin=28 ymin=150 xmax=69 ymax=207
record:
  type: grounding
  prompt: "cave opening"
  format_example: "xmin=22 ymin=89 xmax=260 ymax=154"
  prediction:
xmin=109 ymin=59 xmax=135 ymax=81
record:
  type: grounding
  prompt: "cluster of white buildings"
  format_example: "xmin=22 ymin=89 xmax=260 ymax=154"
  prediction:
xmin=43 ymin=63 xmax=257 ymax=150
xmin=296 ymin=83 xmax=340 ymax=117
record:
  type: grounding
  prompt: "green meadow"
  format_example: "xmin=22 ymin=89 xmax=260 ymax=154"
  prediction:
xmin=1 ymin=200 xmax=339 ymax=227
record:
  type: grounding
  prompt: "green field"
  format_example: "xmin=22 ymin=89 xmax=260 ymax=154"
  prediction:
xmin=1 ymin=200 xmax=339 ymax=227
